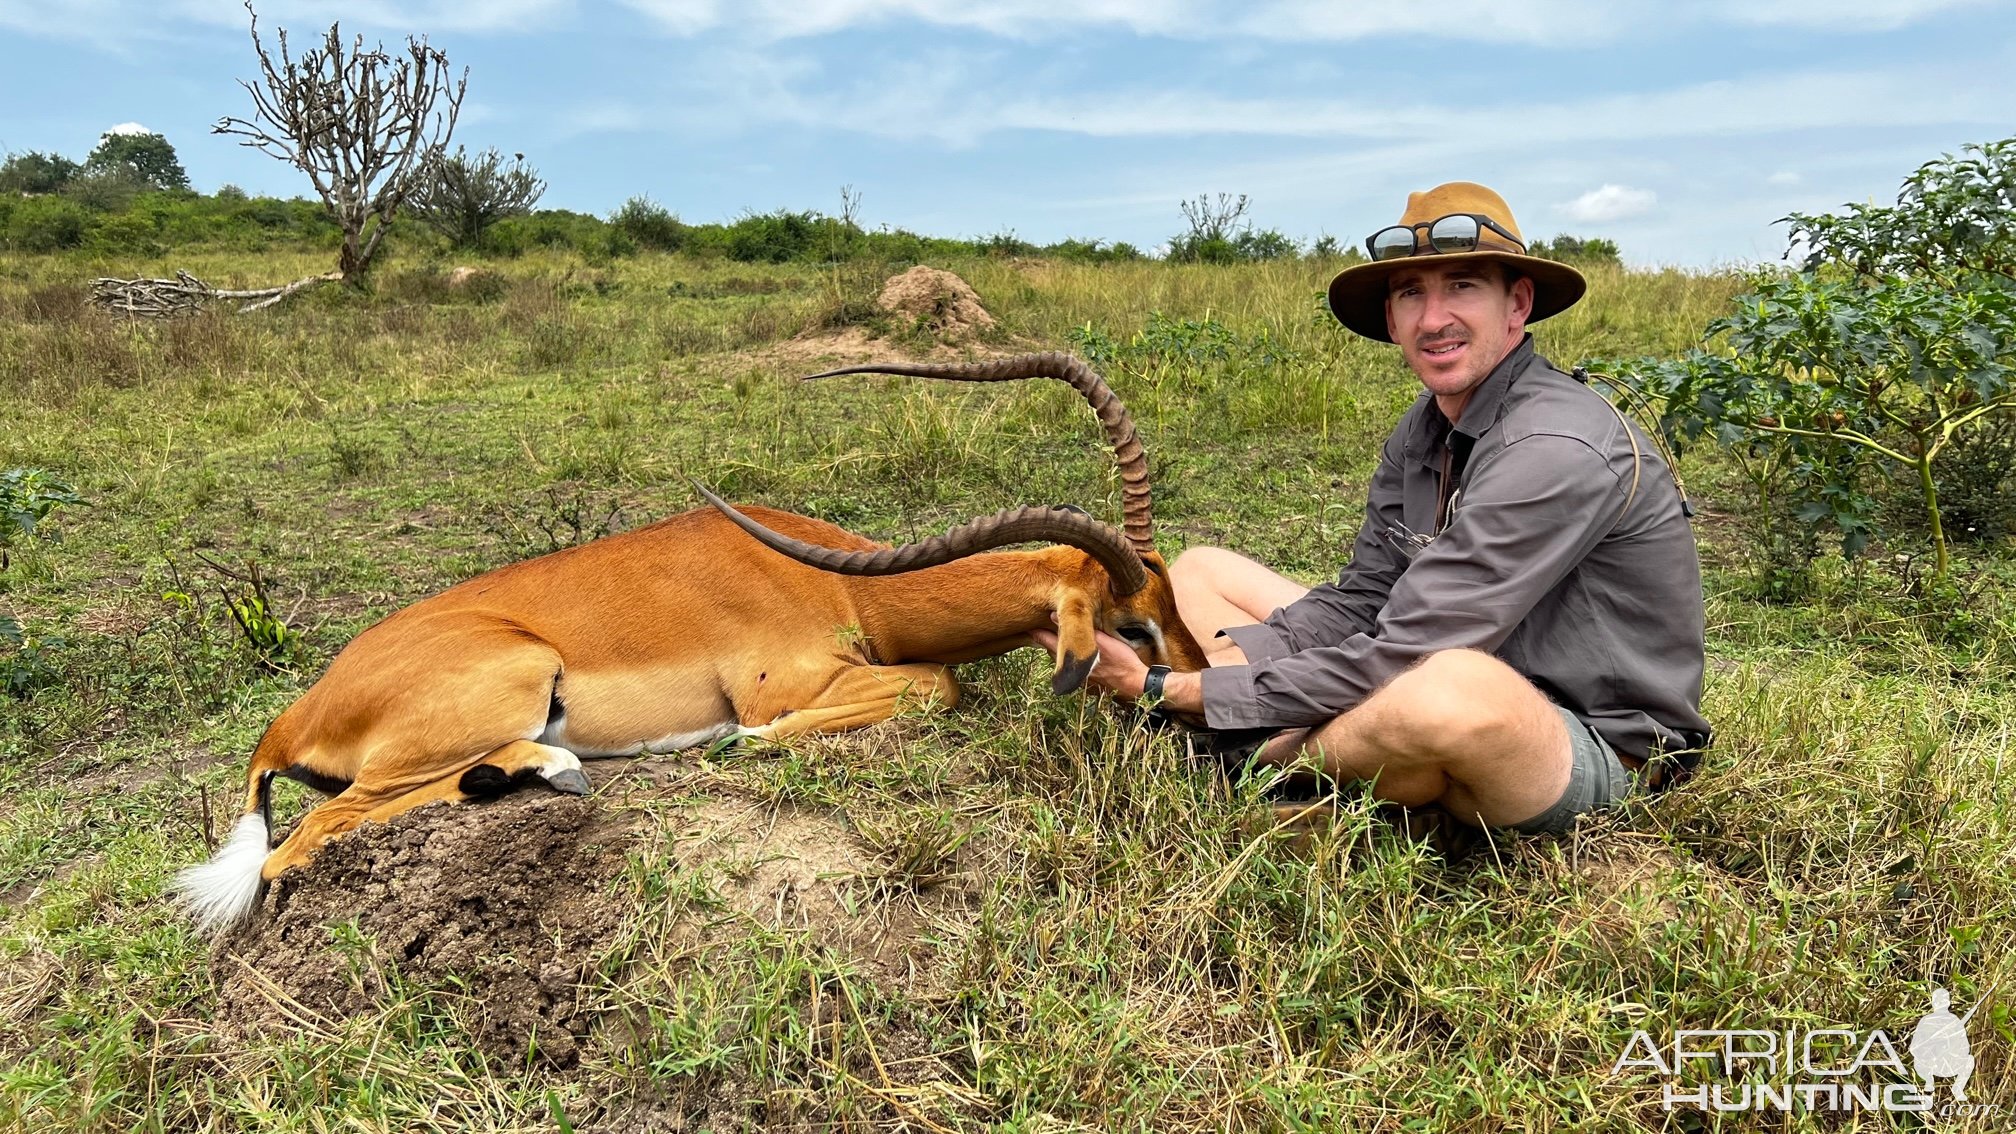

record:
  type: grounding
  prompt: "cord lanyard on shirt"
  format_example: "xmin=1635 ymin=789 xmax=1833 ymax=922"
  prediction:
xmin=1379 ymin=438 xmax=1467 ymax=560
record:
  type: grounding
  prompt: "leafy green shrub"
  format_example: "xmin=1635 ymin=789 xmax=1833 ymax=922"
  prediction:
xmin=213 ymin=559 xmax=300 ymax=672
xmin=1920 ymin=412 xmax=2016 ymax=542
xmin=721 ymin=209 xmax=820 ymax=262
xmin=487 ymin=208 xmax=608 ymax=256
xmin=3 ymin=196 xmax=91 ymax=251
xmin=1530 ymin=235 xmax=1621 ymax=264
xmin=89 ymin=211 xmax=163 ymax=255
xmin=1618 ymin=135 xmax=2016 ymax=583
xmin=1040 ymin=238 xmax=1147 ymax=263
xmin=978 ymin=229 xmax=1037 ymax=258
xmin=0 ymin=150 xmax=80 ymax=194
xmin=1166 ymin=193 xmax=1299 ymax=262
xmin=1 ymin=468 xmax=85 ymax=545
xmin=0 ymin=615 xmax=65 ymax=698
xmin=1234 ymin=228 xmax=1298 ymax=261
xmin=61 ymin=169 xmax=144 ymax=212
xmin=611 ymin=196 xmax=687 ymax=252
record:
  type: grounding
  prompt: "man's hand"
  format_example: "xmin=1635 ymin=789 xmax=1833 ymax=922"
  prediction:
xmin=1030 ymin=627 xmax=1206 ymax=715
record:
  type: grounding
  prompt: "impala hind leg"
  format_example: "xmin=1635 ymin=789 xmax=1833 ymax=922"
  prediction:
xmin=259 ymin=741 xmax=589 ymax=882
xmin=743 ymin=663 xmax=958 ymax=740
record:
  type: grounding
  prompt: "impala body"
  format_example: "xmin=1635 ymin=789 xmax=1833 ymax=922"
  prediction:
xmin=175 ymin=353 xmax=1205 ymax=933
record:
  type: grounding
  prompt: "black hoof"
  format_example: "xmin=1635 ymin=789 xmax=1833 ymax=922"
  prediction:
xmin=459 ymin=763 xmax=516 ymax=798
xmin=546 ymin=768 xmax=592 ymax=796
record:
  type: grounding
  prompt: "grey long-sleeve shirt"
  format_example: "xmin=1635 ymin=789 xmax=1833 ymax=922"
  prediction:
xmin=1198 ymin=336 xmax=1712 ymax=765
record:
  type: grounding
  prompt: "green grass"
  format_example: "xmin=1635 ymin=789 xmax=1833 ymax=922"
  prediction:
xmin=2 ymin=245 xmax=2014 ymax=1131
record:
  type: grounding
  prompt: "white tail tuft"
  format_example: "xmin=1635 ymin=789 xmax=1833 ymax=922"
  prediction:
xmin=172 ymin=813 xmax=270 ymax=934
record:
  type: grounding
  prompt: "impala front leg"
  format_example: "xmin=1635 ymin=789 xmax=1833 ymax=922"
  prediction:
xmin=743 ymin=663 xmax=959 ymax=740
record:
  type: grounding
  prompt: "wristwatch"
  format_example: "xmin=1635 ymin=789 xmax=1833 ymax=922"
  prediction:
xmin=1141 ymin=664 xmax=1172 ymax=704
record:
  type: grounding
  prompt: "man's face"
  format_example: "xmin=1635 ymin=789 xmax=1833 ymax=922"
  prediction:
xmin=1384 ymin=260 xmax=1535 ymax=402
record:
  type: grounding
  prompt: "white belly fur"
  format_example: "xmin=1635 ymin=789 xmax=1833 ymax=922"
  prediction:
xmin=537 ymin=714 xmax=742 ymax=756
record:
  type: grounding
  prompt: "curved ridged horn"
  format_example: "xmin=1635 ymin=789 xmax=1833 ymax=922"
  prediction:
xmin=804 ymin=352 xmax=1156 ymax=556
xmin=694 ymin=482 xmax=1148 ymax=596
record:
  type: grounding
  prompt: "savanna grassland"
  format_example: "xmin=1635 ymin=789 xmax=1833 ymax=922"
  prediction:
xmin=3 ymin=242 xmax=2015 ymax=1133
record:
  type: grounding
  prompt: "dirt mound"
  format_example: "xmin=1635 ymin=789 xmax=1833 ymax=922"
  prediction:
xmin=208 ymin=779 xmax=949 ymax=1070
xmin=652 ymin=797 xmax=933 ymax=984
xmin=876 ymin=266 xmax=995 ymax=340
xmin=214 ymin=792 xmax=634 ymax=1065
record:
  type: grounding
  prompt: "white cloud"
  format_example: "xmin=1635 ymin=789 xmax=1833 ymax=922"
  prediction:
xmin=1709 ymin=0 xmax=1996 ymax=30
xmin=103 ymin=121 xmax=154 ymax=136
xmin=1766 ymin=170 xmax=1802 ymax=186
xmin=166 ymin=0 xmax=573 ymax=34
xmin=1560 ymin=184 xmax=1657 ymax=223
xmin=0 ymin=0 xmax=570 ymax=43
xmin=564 ymin=101 xmax=652 ymax=135
xmin=676 ymin=60 xmax=2010 ymax=150
xmin=4 ymin=0 xmax=1995 ymax=48
xmin=618 ymin=0 xmax=1193 ymax=39
xmin=612 ymin=0 xmax=1985 ymax=42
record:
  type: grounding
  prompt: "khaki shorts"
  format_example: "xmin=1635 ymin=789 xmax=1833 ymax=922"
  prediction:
xmin=1510 ymin=706 xmax=1639 ymax=835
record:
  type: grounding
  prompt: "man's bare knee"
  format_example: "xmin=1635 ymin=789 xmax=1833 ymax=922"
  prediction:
xmin=1169 ymin=546 xmax=1242 ymax=589
xmin=1376 ymin=650 xmax=1532 ymax=756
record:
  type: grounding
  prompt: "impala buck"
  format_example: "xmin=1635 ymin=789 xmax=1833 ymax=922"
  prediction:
xmin=176 ymin=352 xmax=1208 ymax=932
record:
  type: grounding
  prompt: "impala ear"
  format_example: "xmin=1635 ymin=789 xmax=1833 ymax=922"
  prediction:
xmin=1050 ymin=593 xmax=1100 ymax=695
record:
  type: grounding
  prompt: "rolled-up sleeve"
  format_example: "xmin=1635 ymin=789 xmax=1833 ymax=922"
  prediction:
xmin=1199 ymin=432 xmax=1626 ymax=729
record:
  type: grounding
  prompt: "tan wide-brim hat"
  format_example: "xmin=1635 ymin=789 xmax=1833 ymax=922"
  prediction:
xmin=1327 ymin=181 xmax=1587 ymax=343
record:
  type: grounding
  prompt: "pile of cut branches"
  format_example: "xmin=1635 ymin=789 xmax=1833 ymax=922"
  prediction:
xmin=89 ymin=269 xmax=342 ymax=318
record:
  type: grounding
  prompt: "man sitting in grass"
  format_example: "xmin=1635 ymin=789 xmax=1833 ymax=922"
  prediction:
xmin=1039 ymin=182 xmax=1711 ymax=834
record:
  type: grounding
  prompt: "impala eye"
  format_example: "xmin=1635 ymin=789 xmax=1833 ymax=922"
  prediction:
xmin=1114 ymin=624 xmax=1154 ymax=645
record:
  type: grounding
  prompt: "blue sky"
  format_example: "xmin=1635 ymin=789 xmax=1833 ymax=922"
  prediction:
xmin=1 ymin=0 xmax=2012 ymax=267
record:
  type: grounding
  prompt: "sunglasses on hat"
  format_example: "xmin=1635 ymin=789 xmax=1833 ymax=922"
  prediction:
xmin=1365 ymin=213 xmax=1525 ymax=262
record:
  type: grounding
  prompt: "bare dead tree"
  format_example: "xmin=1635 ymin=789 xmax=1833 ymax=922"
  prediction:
xmin=205 ymin=0 xmax=465 ymax=308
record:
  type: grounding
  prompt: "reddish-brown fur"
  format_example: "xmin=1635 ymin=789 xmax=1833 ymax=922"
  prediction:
xmin=220 ymin=505 xmax=1207 ymax=892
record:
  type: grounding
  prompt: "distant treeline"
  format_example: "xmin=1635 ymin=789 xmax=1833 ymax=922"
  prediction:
xmin=0 ymin=183 xmax=1621 ymax=268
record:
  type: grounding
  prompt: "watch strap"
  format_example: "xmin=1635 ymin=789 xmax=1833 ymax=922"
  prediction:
xmin=1142 ymin=664 xmax=1172 ymax=702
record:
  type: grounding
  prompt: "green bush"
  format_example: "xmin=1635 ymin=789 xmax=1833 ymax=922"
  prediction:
xmin=1619 ymin=135 xmax=2016 ymax=584
xmin=0 ymin=150 xmax=79 ymax=195
xmin=611 ymin=196 xmax=687 ymax=252
xmin=721 ymin=209 xmax=820 ymax=263
xmin=487 ymin=209 xmax=608 ymax=256
xmin=61 ymin=170 xmax=144 ymax=212
xmin=1 ymin=468 xmax=85 ymax=545
xmin=1040 ymin=238 xmax=1148 ymax=263
xmin=90 ymin=211 xmax=163 ymax=255
xmin=3 ymin=196 xmax=92 ymax=251
xmin=1530 ymin=235 xmax=1622 ymax=265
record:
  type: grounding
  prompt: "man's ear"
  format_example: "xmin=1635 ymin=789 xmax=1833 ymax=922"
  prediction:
xmin=1509 ymin=273 xmax=1535 ymax=328
xmin=1050 ymin=594 xmax=1100 ymax=694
